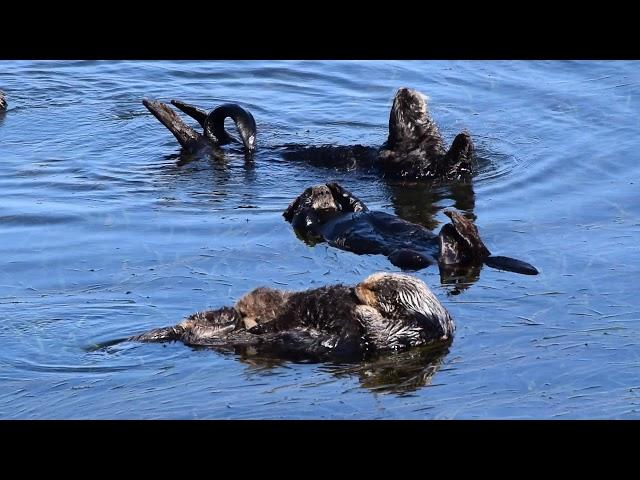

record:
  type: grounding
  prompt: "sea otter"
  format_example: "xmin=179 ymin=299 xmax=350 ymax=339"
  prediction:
xmin=130 ymin=272 xmax=454 ymax=360
xmin=280 ymin=87 xmax=475 ymax=180
xmin=284 ymin=182 xmax=538 ymax=276
xmin=159 ymin=87 xmax=474 ymax=180
xmin=0 ymin=90 xmax=6 ymax=112
xmin=142 ymin=98 xmax=256 ymax=156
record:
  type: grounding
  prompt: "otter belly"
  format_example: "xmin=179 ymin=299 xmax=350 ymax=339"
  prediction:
xmin=319 ymin=211 xmax=439 ymax=260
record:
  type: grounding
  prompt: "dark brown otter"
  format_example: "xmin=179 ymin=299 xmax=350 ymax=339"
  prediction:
xmin=284 ymin=182 xmax=539 ymax=276
xmin=130 ymin=272 xmax=454 ymax=360
xmin=280 ymin=87 xmax=474 ymax=180
xmin=142 ymin=98 xmax=256 ymax=156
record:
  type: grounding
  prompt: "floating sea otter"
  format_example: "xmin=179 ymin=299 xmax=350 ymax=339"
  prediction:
xmin=144 ymin=88 xmax=473 ymax=180
xmin=280 ymin=87 xmax=475 ymax=180
xmin=284 ymin=183 xmax=538 ymax=277
xmin=142 ymin=98 xmax=256 ymax=156
xmin=130 ymin=272 xmax=454 ymax=361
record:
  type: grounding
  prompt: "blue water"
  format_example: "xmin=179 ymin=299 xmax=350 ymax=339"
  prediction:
xmin=1 ymin=60 xmax=639 ymax=418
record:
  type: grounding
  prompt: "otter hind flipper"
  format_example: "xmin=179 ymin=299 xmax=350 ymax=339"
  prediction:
xmin=130 ymin=325 xmax=185 ymax=343
xmin=440 ymin=211 xmax=538 ymax=275
xmin=442 ymin=210 xmax=490 ymax=259
xmin=171 ymin=99 xmax=208 ymax=128
xmin=484 ymin=256 xmax=539 ymax=275
xmin=443 ymin=131 xmax=474 ymax=177
xmin=142 ymin=98 xmax=202 ymax=151
xmin=131 ymin=307 xmax=241 ymax=345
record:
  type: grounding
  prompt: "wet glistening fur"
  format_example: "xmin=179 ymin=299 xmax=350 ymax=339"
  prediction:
xmin=130 ymin=272 xmax=454 ymax=361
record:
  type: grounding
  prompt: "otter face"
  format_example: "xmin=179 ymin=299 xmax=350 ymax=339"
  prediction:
xmin=355 ymin=272 xmax=454 ymax=340
xmin=283 ymin=184 xmax=341 ymax=232
xmin=387 ymin=88 xmax=432 ymax=148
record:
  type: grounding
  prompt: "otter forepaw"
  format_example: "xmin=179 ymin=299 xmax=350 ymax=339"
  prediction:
xmin=326 ymin=182 xmax=368 ymax=213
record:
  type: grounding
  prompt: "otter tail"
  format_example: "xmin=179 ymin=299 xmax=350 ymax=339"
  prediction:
xmin=129 ymin=325 xmax=185 ymax=343
xmin=142 ymin=98 xmax=201 ymax=151
xmin=204 ymin=103 xmax=257 ymax=153
xmin=484 ymin=256 xmax=539 ymax=275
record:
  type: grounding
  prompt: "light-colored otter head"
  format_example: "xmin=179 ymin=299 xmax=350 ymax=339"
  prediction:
xmin=283 ymin=184 xmax=342 ymax=232
xmin=387 ymin=88 xmax=436 ymax=149
xmin=355 ymin=272 xmax=454 ymax=340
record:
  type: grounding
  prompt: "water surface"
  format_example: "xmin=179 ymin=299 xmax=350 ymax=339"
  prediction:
xmin=1 ymin=60 xmax=639 ymax=418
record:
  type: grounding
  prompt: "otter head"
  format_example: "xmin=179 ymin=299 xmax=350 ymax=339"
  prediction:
xmin=355 ymin=272 xmax=454 ymax=341
xmin=387 ymin=88 xmax=435 ymax=150
xmin=283 ymin=184 xmax=342 ymax=235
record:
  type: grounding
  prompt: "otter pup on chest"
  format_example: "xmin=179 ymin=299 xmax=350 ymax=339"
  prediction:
xmin=130 ymin=273 xmax=454 ymax=360
xmin=284 ymin=182 xmax=539 ymax=276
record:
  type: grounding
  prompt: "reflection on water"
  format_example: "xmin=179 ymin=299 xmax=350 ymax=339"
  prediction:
xmin=382 ymin=179 xmax=476 ymax=228
xmin=326 ymin=343 xmax=451 ymax=394
xmin=122 ymin=340 xmax=452 ymax=395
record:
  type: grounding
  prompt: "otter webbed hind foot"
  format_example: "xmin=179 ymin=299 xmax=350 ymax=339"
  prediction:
xmin=171 ymin=99 xmax=208 ymax=128
xmin=130 ymin=325 xmax=185 ymax=343
xmin=442 ymin=210 xmax=491 ymax=259
xmin=142 ymin=98 xmax=202 ymax=152
xmin=131 ymin=306 xmax=241 ymax=345
xmin=441 ymin=131 xmax=474 ymax=178
xmin=439 ymin=210 xmax=538 ymax=275
xmin=144 ymin=99 xmax=256 ymax=155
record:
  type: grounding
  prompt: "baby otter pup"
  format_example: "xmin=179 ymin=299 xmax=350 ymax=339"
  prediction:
xmin=130 ymin=273 xmax=454 ymax=360
xmin=142 ymin=98 xmax=256 ymax=156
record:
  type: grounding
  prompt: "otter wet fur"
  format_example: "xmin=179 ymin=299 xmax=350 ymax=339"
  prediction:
xmin=284 ymin=182 xmax=539 ymax=276
xmin=142 ymin=98 xmax=256 ymax=156
xmin=130 ymin=273 xmax=454 ymax=361
xmin=281 ymin=87 xmax=474 ymax=181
